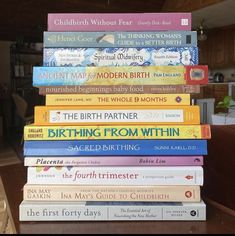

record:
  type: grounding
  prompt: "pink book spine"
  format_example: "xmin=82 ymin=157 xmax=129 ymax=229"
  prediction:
xmin=47 ymin=13 xmax=191 ymax=32
xmin=24 ymin=156 xmax=203 ymax=167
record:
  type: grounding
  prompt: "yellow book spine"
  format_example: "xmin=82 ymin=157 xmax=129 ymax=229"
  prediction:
xmin=45 ymin=94 xmax=191 ymax=106
xmin=24 ymin=124 xmax=211 ymax=140
xmin=34 ymin=105 xmax=200 ymax=125
xmin=23 ymin=184 xmax=201 ymax=202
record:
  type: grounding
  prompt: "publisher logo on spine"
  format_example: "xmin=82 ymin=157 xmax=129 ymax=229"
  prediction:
xmin=185 ymin=191 xmax=192 ymax=198
xmin=181 ymin=19 xmax=189 ymax=26
xmin=190 ymin=210 xmax=197 ymax=217
xmin=51 ymin=111 xmax=62 ymax=122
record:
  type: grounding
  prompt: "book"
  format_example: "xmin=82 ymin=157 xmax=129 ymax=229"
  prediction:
xmin=24 ymin=124 xmax=211 ymax=140
xmin=23 ymin=139 xmax=208 ymax=156
xmin=24 ymin=156 xmax=204 ymax=167
xmin=38 ymin=85 xmax=201 ymax=95
xmin=47 ymin=13 xmax=192 ymax=32
xmin=33 ymin=105 xmax=201 ymax=125
xmin=33 ymin=65 xmax=208 ymax=86
xmin=43 ymin=31 xmax=197 ymax=48
xmin=45 ymin=94 xmax=191 ymax=106
xmin=23 ymin=184 xmax=201 ymax=202
xmin=43 ymin=47 xmax=198 ymax=67
xmin=26 ymin=166 xmax=204 ymax=185
xmin=19 ymin=201 xmax=206 ymax=221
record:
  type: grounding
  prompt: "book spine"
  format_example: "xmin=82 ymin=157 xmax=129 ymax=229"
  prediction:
xmin=23 ymin=139 xmax=208 ymax=156
xmin=43 ymin=47 xmax=198 ymax=67
xmin=45 ymin=94 xmax=191 ymax=106
xmin=24 ymin=156 xmax=204 ymax=166
xmin=38 ymin=85 xmax=201 ymax=95
xmin=44 ymin=31 xmax=197 ymax=48
xmin=19 ymin=201 xmax=206 ymax=221
xmin=26 ymin=166 xmax=204 ymax=185
xmin=33 ymin=65 xmax=208 ymax=86
xmin=23 ymin=184 xmax=201 ymax=202
xmin=47 ymin=13 xmax=192 ymax=31
xmin=24 ymin=124 xmax=211 ymax=140
xmin=33 ymin=105 xmax=200 ymax=125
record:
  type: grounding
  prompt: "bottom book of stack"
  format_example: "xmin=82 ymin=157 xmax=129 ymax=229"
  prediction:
xmin=19 ymin=201 xmax=206 ymax=221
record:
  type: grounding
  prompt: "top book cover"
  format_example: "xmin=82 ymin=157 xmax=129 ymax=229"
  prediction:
xmin=47 ymin=13 xmax=192 ymax=32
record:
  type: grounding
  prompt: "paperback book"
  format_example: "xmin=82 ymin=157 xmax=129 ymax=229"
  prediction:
xmin=38 ymin=85 xmax=201 ymax=95
xmin=24 ymin=124 xmax=211 ymax=140
xmin=26 ymin=166 xmax=204 ymax=186
xmin=33 ymin=105 xmax=201 ymax=125
xmin=19 ymin=201 xmax=206 ymax=221
xmin=23 ymin=139 xmax=208 ymax=156
xmin=24 ymin=155 xmax=204 ymax=167
xmin=23 ymin=184 xmax=201 ymax=202
xmin=33 ymin=65 xmax=208 ymax=87
xmin=32 ymin=65 xmax=208 ymax=86
xmin=47 ymin=13 xmax=192 ymax=31
xmin=43 ymin=47 xmax=198 ymax=67
xmin=45 ymin=93 xmax=191 ymax=106
xmin=43 ymin=31 xmax=197 ymax=48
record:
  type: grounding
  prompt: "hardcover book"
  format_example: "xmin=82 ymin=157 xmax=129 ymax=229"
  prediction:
xmin=23 ymin=139 xmax=208 ymax=156
xmin=24 ymin=124 xmax=211 ymax=140
xmin=33 ymin=105 xmax=201 ymax=125
xmin=43 ymin=31 xmax=197 ymax=48
xmin=24 ymin=155 xmax=204 ymax=167
xmin=19 ymin=201 xmax=206 ymax=221
xmin=43 ymin=47 xmax=198 ymax=67
xmin=26 ymin=166 xmax=204 ymax=185
xmin=45 ymin=94 xmax=191 ymax=106
xmin=38 ymin=85 xmax=201 ymax=95
xmin=33 ymin=65 xmax=208 ymax=86
xmin=23 ymin=184 xmax=201 ymax=202
xmin=47 ymin=13 xmax=192 ymax=32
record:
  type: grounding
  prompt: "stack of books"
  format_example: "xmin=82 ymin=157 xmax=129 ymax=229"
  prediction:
xmin=19 ymin=12 xmax=210 ymax=221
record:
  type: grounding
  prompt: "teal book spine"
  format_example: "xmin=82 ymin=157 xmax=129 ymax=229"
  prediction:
xmin=43 ymin=31 xmax=197 ymax=48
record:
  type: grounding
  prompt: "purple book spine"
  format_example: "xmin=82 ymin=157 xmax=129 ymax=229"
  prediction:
xmin=48 ymin=13 xmax=191 ymax=32
xmin=24 ymin=156 xmax=204 ymax=166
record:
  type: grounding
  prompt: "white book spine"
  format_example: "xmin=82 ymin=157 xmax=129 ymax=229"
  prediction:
xmin=19 ymin=201 xmax=206 ymax=221
xmin=27 ymin=166 xmax=203 ymax=186
xmin=48 ymin=109 xmax=184 ymax=123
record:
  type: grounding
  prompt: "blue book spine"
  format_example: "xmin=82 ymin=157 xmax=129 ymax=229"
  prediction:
xmin=43 ymin=31 xmax=198 ymax=48
xmin=23 ymin=140 xmax=207 ymax=156
xmin=43 ymin=47 xmax=198 ymax=67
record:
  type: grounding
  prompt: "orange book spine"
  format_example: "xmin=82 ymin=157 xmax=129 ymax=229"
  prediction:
xmin=45 ymin=94 xmax=191 ymax=106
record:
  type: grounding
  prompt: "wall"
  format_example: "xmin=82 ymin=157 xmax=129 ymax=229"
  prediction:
xmin=0 ymin=41 xmax=14 ymax=138
xmin=0 ymin=41 xmax=13 ymax=87
xmin=162 ymin=0 xmax=225 ymax=12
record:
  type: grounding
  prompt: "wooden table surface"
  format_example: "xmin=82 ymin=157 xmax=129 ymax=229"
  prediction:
xmin=0 ymin=163 xmax=235 ymax=234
